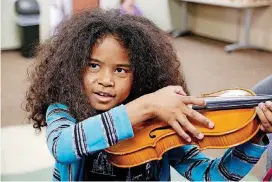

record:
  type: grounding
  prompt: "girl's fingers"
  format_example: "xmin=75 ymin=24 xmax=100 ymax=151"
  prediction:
xmin=265 ymin=101 xmax=272 ymax=111
xmin=180 ymin=104 xmax=214 ymax=129
xmin=259 ymin=102 xmax=272 ymax=123
xmin=260 ymin=125 xmax=265 ymax=131
xmin=174 ymin=112 xmax=204 ymax=140
xmin=173 ymin=86 xmax=187 ymax=96
xmin=179 ymin=96 xmax=206 ymax=106
xmin=256 ymin=106 xmax=270 ymax=130
xmin=168 ymin=120 xmax=191 ymax=142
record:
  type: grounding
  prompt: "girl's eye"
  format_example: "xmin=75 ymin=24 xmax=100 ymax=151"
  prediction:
xmin=115 ymin=68 xmax=126 ymax=73
xmin=88 ymin=63 xmax=100 ymax=69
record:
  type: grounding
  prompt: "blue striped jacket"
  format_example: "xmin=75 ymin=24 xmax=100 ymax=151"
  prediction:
xmin=46 ymin=103 xmax=267 ymax=181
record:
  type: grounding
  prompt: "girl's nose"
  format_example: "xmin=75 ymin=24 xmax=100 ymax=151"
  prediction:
xmin=98 ymin=70 xmax=114 ymax=87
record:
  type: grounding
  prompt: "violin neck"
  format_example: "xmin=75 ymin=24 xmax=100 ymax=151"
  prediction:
xmin=192 ymin=95 xmax=272 ymax=111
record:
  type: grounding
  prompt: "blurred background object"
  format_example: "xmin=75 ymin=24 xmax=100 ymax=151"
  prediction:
xmin=73 ymin=0 xmax=99 ymax=13
xmin=119 ymin=0 xmax=143 ymax=16
xmin=15 ymin=0 xmax=40 ymax=58
xmin=50 ymin=0 xmax=72 ymax=36
xmin=1 ymin=0 xmax=272 ymax=181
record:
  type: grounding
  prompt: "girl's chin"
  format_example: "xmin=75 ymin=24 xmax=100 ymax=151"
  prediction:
xmin=92 ymin=102 xmax=116 ymax=111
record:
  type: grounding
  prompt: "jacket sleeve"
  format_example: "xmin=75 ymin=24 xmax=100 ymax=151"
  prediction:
xmin=168 ymin=142 xmax=267 ymax=181
xmin=46 ymin=103 xmax=133 ymax=164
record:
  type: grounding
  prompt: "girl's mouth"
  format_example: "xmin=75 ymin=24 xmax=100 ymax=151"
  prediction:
xmin=93 ymin=92 xmax=115 ymax=103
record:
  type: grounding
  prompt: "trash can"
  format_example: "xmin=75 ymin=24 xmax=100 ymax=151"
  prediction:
xmin=15 ymin=0 xmax=40 ymax=58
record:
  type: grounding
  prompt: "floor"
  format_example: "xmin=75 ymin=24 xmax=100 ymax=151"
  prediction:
xmin=1 ymin=35 xmax=272 ymax=180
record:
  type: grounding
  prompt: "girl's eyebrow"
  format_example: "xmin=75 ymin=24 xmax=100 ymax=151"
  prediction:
xmin=90 ymin=58 xmax=131 ymax=68
xmin=90 ymin=58 xmax=103 ymax=63
xmin=116 ymin=63 xmax=131 ymax=68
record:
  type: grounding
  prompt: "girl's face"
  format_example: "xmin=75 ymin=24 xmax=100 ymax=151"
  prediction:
xmin=83 ymin=36 xmax=134 ymax=111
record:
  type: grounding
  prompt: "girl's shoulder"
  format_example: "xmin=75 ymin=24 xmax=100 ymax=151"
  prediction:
xmin=46 ymin=103 xmax=70 ymax=116
xmin=47 ymin=102 xmax=69 ymax=110
xmin=45 ymin=103 xmax=77 ymax=124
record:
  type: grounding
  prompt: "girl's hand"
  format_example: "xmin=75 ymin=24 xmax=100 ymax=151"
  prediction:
xmin=256 ymin=101 xmax=272 ymax=133
xmin=147 ymin=86 xmax=214 ymax=142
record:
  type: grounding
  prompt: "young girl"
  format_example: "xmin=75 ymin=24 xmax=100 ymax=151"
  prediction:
xmin=25 ymin=9 xmax=271 ymax=181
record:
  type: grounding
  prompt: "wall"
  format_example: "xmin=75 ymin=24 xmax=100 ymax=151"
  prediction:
xmin=38 ymin=0 xmax=51 ymax=42
xmin=73 ymin=0 xmax=99 ymax=13
xmin=1 ymin=0 xmax=21 ymax=50
xmin=136 ymin=0 xmax=173 ymax=31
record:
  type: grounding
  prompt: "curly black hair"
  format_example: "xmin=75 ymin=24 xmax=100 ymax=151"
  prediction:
xmin=25 ymin=8 xmax=189 ymax=130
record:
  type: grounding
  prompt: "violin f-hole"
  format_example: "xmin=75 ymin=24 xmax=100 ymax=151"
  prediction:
xmin=149 ymin=126 xmax=172 ymax=138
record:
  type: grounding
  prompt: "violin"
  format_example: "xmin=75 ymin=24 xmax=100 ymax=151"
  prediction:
xmin=105 ymin=88 xmax=272 ymax=168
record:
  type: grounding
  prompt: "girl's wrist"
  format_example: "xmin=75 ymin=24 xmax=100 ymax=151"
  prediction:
xmin=125 ymin=94 xmax=155 ymax=126
xmin=139 ymin=94 xmax=157 ymax=119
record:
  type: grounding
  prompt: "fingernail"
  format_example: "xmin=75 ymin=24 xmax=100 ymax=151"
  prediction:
xmin=265 ymin=101 xmax=272 ymax=106
xmin=187 ymin=137 xmax=191 ymax=142
xmin=197 ymin=133 xmax=204 ymax=139
xmin=208 ymin=122 xmax=214 ymax=128
xmin=260 ymin=125 xmax=265 ymax=131
xmin=259 ymin=103 xmax=265 ymax=110
xmin=181 ymin=91 xmax=187 ymax=96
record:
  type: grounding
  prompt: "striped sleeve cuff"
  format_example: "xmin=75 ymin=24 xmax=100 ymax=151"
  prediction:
xmin=235 ymin=141 xmax=267 ymax=158
xmin=72 ymin=105 xmax=134 ymax=157
xmin=109 ymin=104 xmax=134 ymax=141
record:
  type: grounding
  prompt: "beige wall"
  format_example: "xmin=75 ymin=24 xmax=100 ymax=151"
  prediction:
xmin=1 ymin=0 xmax=21 ymax=50
xmin=38 ymin=0 xmax=51 ymax=42
xmin=136 ymin=0 xmax=174 ymax=31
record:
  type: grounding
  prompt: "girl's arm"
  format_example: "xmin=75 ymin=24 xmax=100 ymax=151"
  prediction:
xmin=46 ymin=86 xmax=213 ymax=164
xmin=46 ymin=103 xmax=135 ymax=164
xmin=46 ymin=95 xmax=157 ymax=164
xmin=168 ymin=100 xmax=271 ymax=181
xmin=168 ymin=140 xmax=267 ymax=181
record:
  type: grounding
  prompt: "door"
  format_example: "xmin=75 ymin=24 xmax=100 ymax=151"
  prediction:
xmin=73 ymin=0 xmax=99 ymax=13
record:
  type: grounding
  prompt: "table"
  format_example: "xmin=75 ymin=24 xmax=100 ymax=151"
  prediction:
xmin=174 ymin=0 xmax=272 ymax=52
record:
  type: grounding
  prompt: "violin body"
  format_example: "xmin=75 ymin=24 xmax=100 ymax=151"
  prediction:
xmin=105 ymin=88 xmax=270 ymax=168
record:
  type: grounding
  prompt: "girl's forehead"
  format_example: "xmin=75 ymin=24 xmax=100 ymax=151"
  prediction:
xmin=93 ymin=35 xmax=127 ymax=52
xmin=95 ymin=34 xmax=123 ymax=45
xmin=91 ymin=36 xmax=130 ymax=64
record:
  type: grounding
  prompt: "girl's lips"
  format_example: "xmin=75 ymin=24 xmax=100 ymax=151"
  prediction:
xmin=93 ymin=93 xmax=115 ymax=103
